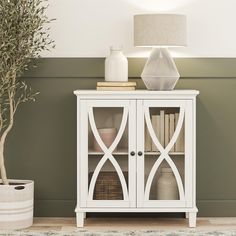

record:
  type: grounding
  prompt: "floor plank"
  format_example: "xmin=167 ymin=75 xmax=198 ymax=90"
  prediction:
xmin=30 ymin=217 xmax=236 ymax=231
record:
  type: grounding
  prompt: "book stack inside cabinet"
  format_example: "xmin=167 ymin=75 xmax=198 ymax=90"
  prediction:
xmin=145 ymin=110 xmax=185 ymax=153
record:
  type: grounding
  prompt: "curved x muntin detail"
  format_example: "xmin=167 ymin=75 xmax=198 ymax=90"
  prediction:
xmin=88 ymin=107 xmax=129 ymax=201
xmin=144 ymin=105 xmax=185 ymax=201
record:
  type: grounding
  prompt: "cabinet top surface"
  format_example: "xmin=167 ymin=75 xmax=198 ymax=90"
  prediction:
xmin=74 ymin=90 xmax=199 ymax=97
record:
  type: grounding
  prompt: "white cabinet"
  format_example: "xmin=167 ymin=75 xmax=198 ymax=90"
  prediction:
xmin=74 ymin=90 xmax=199 ymax=228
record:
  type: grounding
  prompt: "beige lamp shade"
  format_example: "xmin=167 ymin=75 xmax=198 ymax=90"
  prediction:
xmin=134 ymin=14 xmax=187 ymax=47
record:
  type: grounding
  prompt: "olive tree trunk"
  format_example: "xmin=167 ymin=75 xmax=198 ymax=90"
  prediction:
xmin=0 ymin=85 xmax=15 ymax=185
xmin=0 ymin=142 xmax=9 ymax=185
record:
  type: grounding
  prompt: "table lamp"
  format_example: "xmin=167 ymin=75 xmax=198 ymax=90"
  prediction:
xmin=134 ymin=14 xmax=187 ymax=90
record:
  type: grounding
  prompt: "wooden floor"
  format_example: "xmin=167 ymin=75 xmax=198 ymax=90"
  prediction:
xmin=30 ymin=217 xmax=236 ymax=231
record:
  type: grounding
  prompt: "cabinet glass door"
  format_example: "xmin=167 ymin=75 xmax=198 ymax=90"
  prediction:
xmin=137 ymin=100 xmax=193 ymax=208
xmin=79 ymin=100 xmax=136 ymax=208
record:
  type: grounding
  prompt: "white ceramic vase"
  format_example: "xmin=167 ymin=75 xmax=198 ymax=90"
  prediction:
xmin=105 ymin=46 xmax=128 ymax=82
xmin=0 ymin=179 xmax=34 ymax=229
xmin=157 ymin=168 xmax=179 ymax=200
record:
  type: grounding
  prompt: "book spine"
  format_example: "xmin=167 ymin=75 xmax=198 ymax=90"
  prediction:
xmin=164 ymin=114 xmax=169 ymax=148
xmin=175 ymin=113 xmax=180 ymax=152
xmin=156 ymin=115 xmax=161 ymax=151
xmin=160 ymin=110 xmax=165 ymax=148
xmin=151 ymin=115 xmax=158 ymax=151
xmin=175 ymin=113 xmax=184 ymax=152
xmin=169 ymin=114 xmax=175 ymax=152
xmin=145 ymin=124 xmax=152 ymax=152
xmin=96 ymin=86 xmax=135 ymax=91
xmin=97 ymin=82 xmax=137 ymax=87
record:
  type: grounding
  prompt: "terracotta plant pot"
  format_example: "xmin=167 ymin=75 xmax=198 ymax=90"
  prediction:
xmin=0 ymin=179 xmax=34 ymax=229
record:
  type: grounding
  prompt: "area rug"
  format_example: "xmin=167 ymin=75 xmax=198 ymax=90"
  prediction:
xmin=1 ymin=230 xmax=236 ymax=236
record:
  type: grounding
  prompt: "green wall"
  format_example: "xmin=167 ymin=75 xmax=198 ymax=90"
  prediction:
xmin=5 ymin=58 xmax=236 ymax=217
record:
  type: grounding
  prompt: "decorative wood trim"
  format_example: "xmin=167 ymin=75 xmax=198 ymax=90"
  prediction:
xmin=34 ymin=199 xmax=236 ymax=217
xmin=23 ymin=58 xmax=236 ymax=78
xmin=184 ymin=100 xmax=194 ymax=207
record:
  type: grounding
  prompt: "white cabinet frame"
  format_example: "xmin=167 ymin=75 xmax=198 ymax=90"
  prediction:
xmin=74 ymin=90 xmax=199 ymax=228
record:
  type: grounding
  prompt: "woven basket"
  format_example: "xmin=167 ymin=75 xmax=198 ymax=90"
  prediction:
xmin=89 ymin=171 xmax=128 ymax=200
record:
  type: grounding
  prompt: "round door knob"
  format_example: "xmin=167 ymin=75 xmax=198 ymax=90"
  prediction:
xmin=130 ymin=151 xmax=135 ymax=156
xmin=138 ymin=151 xmax=143 ymax=156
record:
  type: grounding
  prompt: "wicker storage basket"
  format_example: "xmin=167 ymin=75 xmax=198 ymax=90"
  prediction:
xmin=89 ymin=171 xmax=128 ymax=200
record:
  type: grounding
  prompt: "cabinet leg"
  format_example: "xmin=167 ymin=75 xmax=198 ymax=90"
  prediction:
xmin=83 ymin=212 xmax=86 ymax=219
xmin=189 ymin=212 xmax=197 ymax=228
xmin=76 ymin=212 xmax=84 ymax=227
xmin=185 ymin=212 xmax=189 ymax=219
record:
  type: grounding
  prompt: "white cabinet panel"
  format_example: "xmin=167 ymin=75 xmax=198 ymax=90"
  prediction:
xmin=136 ymin=100 xmax=193 ymax=208
xmin=79 ymin=100 xmax=136 ymax=208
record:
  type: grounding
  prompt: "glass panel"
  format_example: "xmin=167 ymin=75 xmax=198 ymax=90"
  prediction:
xmin=88 ymin=154 xmax=128 ymax=200
xmin=145 ymin=107 xmax=183 ymax=153
xmin=144 ymin=106 xmax=185 ymax=201
xmin=145 ymin=155 xmax=185 ymax=200
xmin=87 ymin=107 xmax=129 ymax=201
xmin=88 ymin=107 xmax=128 ymax=153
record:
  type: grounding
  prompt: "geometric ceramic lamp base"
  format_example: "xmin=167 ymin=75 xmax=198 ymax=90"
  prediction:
xmin=141 ymin=48 xmax=180 ymax=90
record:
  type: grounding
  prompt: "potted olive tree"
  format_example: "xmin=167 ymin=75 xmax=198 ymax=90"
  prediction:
xmin=0 ymin=0 xmax=54 ymax=229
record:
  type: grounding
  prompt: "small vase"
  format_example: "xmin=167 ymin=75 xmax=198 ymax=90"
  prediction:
xmin=94 ymin=128 xmax=117 ymax=152
xmin=157 ymin=167 xmax=179 ymax=200
xmin=105 ymin=46 xmax=128 ymax=82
